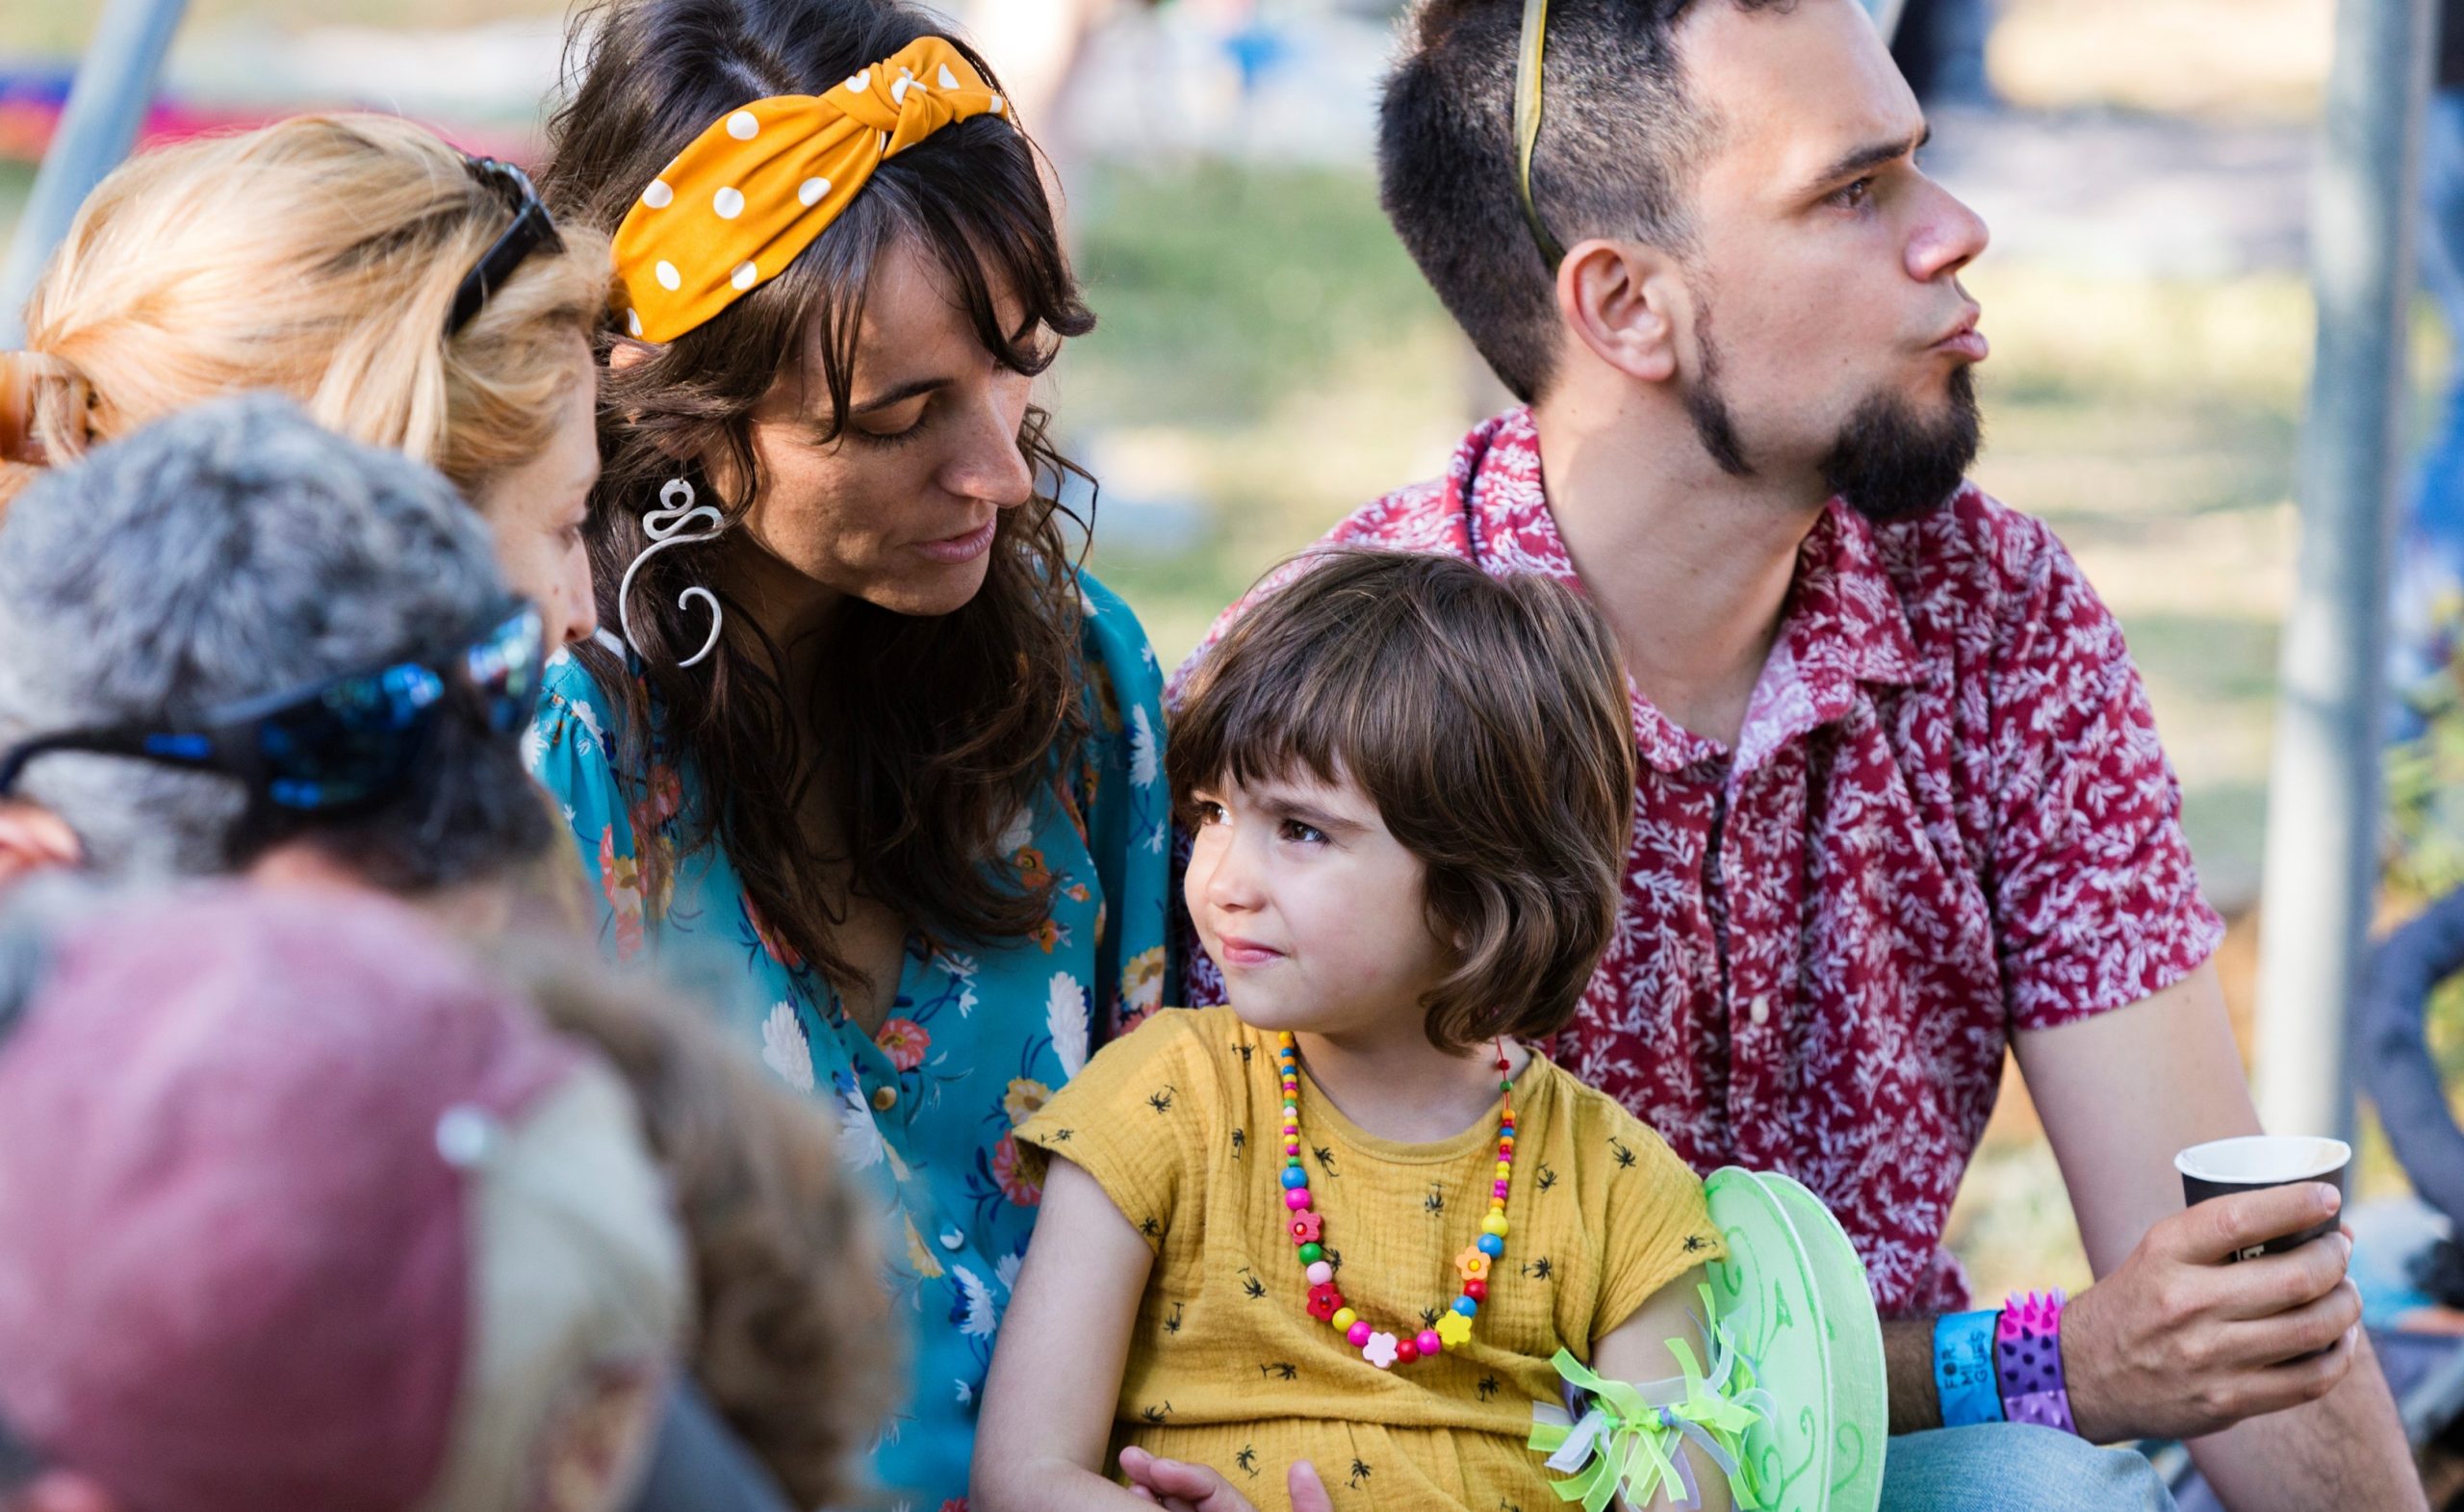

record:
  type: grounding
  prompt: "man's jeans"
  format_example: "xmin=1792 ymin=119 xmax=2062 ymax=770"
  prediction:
xmin=1884 ymin=1424 xmax=2178 ymax=1512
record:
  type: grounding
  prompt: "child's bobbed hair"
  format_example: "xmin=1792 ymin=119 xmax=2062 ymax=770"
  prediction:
xmin=1169 ymin=549 xmax=1637 ymax=1051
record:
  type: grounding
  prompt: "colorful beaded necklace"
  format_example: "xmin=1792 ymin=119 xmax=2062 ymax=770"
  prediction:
xmin=1274 ymin=1030 xmax=1516 ymax=1370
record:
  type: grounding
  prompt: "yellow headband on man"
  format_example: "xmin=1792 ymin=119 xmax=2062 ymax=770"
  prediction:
xmin=611 ymin=36 xmax=1008 ymax=344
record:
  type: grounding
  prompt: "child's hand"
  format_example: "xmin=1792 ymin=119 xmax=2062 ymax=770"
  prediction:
xmin=1117 ymin=1446 xmax=1245 ymax=1512
xmin=1117 ymin=1447 xmax=1333 ymax=1512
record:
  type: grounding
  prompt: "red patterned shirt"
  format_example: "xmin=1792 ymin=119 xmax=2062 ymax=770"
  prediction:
xmin=1170 ymin=407 xmax=2223 ymax=1317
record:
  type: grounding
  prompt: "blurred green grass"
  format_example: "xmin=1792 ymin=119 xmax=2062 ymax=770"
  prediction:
xmin=1069 ymin=162 xmax=1470 ymax=658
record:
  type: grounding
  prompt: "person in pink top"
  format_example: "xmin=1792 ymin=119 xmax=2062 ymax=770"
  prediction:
xmin=0 ymin=884 xmax=688 ymax=1512
xmin=1172 ymin=1 xmax=2422 ymax=1508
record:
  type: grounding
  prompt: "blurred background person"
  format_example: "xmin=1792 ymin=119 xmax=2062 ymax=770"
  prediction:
xmin=955 ymin=0 xmax=1172 ymax=186
xmin=0 ymin=393 xmax=555 ymax=913
xmin=0 ymin=112 xmax=614 ymax=894
xmin=0 ymin=883 xmax=688 ymax=1512
xmin=493 ymin=937 xmax=903 ymax=1512
xmin=0 ymin=395 xmax=888 ymax=1512
xmin=2386 ymin=0 xmax=2464 ymax=743
xmin=2362 ymin=0 xmax=2464 ymax=1362
xmin=0 ymin=113 xmax=606 ymax=650
xmin=1888 ymin=0 xmax=1998 ymax=109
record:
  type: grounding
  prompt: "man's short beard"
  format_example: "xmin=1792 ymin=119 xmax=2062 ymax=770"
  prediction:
xmin=1682 ymin=312 xmax=1984 ymax=521
xmin=1819 ymin=363 xmax=1982 ymax=523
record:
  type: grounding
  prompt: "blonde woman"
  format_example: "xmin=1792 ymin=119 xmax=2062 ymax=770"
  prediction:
xmin=0 ymin=114 xmax=611 ymax=896
xmin=0 ymin=113 xmax=606 ymax=651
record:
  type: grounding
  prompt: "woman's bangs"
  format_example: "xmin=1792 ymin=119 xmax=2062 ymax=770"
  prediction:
xmin=907 ymin=121 xmax=1091 ymax=378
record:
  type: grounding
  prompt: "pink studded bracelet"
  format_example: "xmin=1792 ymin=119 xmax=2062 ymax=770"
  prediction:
xmin=1995 ymin=1290 xmax=2078 ymax=1435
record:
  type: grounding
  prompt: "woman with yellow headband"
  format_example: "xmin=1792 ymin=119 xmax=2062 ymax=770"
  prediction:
xmin=528 ymin=0 xmax=1172 ymax=1499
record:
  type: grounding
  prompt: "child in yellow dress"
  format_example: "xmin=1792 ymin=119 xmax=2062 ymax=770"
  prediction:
xmin=973 ymin=551 xmax=1735 ymax=1512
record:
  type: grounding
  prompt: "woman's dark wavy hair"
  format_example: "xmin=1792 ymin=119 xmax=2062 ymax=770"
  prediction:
xmin=540 ymin=0 xmax=1095 ymax=988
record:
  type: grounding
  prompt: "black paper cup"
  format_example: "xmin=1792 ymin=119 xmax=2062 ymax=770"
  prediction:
xmin=2174 ymin=1135 xmax=2352 ymax=1260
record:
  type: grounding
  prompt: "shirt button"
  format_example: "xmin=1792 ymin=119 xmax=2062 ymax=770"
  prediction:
xmin=1748 ymin=994 xmax=1772 ymax=1027
xmin=871 ymin=1083 xmax=899 ymax=1112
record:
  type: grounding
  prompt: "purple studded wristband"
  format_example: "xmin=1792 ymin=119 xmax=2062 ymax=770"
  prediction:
xmin=1995 ymin=1290 xmax=2078 ymax=1435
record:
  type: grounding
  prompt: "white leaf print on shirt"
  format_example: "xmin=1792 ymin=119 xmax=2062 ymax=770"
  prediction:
xmin=996 ymin=1250 xmax=1025 ymax=1293
xmin=834 ymin=1088 xmax=886 ymax=1170
xmin=758 ymin=1003 xmax=815 ymax=1092
xmin=953 ymin=1265 xmax=999 ymax=1337
xmin=1046 ymin=972 xmax=1090 ymax=1078
xmin=563 ymin=691 xmax=606 ymax=753
xmin=1129 ymin=705 xmax=1160 ymax=788
xmin=939 ymin=950 xmax=983 ymax=1018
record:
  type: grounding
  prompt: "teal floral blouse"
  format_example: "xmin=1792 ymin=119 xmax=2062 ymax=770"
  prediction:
xmin=524 ymin=573 xmax=1172 ymax=1508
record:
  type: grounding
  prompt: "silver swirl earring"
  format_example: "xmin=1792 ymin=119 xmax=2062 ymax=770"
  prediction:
xmin=617 ymin=477 xmax=726 ymax=668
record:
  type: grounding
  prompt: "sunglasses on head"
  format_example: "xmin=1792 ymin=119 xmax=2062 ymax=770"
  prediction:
xmin=1513 ymin=0 xmax=1566 ymax=269
xmin=447 ymin=156 xmax=565 ymax=337
xmin=0 ymin=602 xmax=546 ymax=815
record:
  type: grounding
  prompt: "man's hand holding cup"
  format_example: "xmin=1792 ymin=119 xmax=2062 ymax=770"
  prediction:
xmin=2061 ymin=1137 xmax=2359 ymax=1444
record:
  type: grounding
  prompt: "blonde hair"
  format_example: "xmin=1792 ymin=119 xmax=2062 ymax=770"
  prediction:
xmin=3 ymin=113 xmax=610 ymax=508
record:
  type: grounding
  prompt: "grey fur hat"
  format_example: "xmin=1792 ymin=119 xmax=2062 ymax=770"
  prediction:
xmin=0 ymin=393 xmax=549 ymax=887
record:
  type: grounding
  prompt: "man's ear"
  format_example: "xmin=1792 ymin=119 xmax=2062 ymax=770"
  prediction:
xmin=1554 ymin=238 xmax=1689 ymax=386
xmin=537 ymin=1362 xmax=667 ymax=1512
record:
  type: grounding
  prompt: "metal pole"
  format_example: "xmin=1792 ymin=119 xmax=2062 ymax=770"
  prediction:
xmin=2254 ymin=0 xmax=2433 ymax=1140
xmin=0 ymin=0 xmax=189 ymax=347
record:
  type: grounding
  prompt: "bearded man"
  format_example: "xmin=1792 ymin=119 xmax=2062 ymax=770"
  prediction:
xmin=1173 ymin=2 xmax=2423 ymax=1507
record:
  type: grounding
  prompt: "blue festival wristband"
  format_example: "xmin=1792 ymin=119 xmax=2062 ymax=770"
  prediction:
xmin=1934 ymin=1310 xmax=2005 ymax=1428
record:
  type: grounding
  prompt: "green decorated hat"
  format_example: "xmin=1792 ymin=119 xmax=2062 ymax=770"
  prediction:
xmin=1528 ymin=1166 xmax=1885 ymax=1512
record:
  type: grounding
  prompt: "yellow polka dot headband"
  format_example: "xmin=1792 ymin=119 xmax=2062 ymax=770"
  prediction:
xmin=610 ymin=36 xmax=1009 ymax=344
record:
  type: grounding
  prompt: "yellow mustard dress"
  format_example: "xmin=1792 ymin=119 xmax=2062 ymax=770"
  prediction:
xmin=1014 ymin=1005 xmax=1726 ymax=1512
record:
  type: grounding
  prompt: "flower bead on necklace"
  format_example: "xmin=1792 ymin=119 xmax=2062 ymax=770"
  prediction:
xmin=1270 ymin=1031 xmax=1516 ymax=1369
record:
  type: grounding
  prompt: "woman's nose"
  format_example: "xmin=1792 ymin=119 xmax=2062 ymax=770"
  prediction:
xmin=940 ymin=379 xmax=1036 ymax=509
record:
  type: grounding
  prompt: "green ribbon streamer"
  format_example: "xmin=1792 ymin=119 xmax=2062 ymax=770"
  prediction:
xmin=1526 ymin=1286 xmax=1772 ymax=1511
